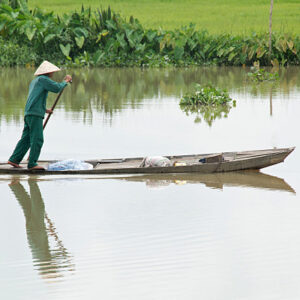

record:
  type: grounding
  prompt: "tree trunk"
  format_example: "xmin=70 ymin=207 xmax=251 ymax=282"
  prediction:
xmin=269 ymin=0 xmax=274 ymax=60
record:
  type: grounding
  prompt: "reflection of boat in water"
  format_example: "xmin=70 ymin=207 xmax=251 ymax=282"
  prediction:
xmin=9 ymin=179 xmax=74 ymax=280
xmin=113 ymin=171 xmax=295 ymax=193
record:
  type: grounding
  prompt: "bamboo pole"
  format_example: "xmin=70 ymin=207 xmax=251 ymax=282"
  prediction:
xmin=43 ymin=87 xmax=66 ymax=129
xmin=269 ymin=0 xmax=274 ymax=59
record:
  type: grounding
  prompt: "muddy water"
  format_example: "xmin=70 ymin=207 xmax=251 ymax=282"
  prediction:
xmin=0 ymin=67 xmax=300 ymax=300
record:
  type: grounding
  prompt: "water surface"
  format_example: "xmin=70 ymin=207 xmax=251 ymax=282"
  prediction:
xmin=0 ymin=67 xmax=300 ymax=300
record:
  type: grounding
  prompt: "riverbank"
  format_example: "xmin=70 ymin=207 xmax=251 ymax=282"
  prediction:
xmin=0 ymin=3 xmax=299 ymax=67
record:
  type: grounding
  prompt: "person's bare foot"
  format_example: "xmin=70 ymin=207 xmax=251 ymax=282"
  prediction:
xmin=7 ymin=161 xmax=22 ymax=168
xmin=28 ymin=165 xmax=45 ymax=171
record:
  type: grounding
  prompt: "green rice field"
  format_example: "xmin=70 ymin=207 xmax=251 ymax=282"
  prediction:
xmin=28 ymin=0 xmax=300 ymax=34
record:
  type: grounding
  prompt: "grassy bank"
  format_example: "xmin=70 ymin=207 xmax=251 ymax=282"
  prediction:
xmin=0 ymin=2 xmax=299 ymax=67
xmin=28 ymin=0 xmax=300 ymax=35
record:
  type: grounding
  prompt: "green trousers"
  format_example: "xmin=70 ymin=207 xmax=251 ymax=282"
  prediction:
xmin=9 ymin=115 xmax=44 ymax=168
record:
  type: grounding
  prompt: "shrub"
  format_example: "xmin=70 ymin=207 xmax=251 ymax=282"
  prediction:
xmin=0 ymin=37 xmax=37 ymax=66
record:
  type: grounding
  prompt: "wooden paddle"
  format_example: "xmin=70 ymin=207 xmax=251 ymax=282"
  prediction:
xmin=43 ymin=85 xmax=67 ymax=129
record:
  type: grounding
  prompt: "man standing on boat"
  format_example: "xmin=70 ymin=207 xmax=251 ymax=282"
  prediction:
xmin=8 ymin=61 xmax=72 ymax=170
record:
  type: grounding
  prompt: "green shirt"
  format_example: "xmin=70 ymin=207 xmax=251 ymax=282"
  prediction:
xmin=24 ymin=75 xmax=67 ymax=119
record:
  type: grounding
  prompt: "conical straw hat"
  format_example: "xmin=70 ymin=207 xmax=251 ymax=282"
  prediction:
xmin=34 ymin=60 xmax=61 ymax=76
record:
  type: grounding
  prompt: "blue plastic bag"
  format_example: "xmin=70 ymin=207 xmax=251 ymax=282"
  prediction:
xmin=47 ymin=159 xmax=93 ymax=171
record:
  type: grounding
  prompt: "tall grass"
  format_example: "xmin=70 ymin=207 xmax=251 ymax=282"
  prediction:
xmin=28 ymin=0 xmax=300 ymax=35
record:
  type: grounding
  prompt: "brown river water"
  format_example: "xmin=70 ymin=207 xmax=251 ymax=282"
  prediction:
xmin=0 ymin=67 xmax=300 ymax=299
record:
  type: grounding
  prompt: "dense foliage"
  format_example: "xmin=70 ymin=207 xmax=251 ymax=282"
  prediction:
xmin=0 ymin=1 xmax=299 ymax=67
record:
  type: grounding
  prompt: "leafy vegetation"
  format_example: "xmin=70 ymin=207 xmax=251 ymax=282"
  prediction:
xmin=248 ymin=67 xmax=279 ymax=82
xmin=247 ymin=61 xmax=279 ymax=82
xmin=180 ymin=84 xmax=236 ymax=126
xmin=0 ymin=1 xmax=299 ymax=67
xmin=0 ymin=37 xmax=36 ymax=66
xmin=180 ymin=84 xmax=236 ymax=106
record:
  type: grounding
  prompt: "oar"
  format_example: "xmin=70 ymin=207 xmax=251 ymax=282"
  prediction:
xmin=43 ymin=86 xmax=66 ymax=129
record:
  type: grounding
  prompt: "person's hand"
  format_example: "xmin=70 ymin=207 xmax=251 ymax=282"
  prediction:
xmin=46 ymin=109 xmax=53 ymax=114
xmin=64 ymin=75 xmax=72 ymax=83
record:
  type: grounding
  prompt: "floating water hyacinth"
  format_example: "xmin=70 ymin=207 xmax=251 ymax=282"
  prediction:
xmin=247 ymin=67 xmax=279 ymax=82
xmin=180 ymin=83 xmax=236 ymax=126
xmin=180 ymin=83 xmax=236 ymax=106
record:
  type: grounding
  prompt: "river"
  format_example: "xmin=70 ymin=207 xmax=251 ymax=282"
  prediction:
xmin=0 ymin=66 xmax=299 ymax=300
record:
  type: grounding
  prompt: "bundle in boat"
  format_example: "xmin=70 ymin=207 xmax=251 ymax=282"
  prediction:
xmin=139 ymin=156 xmax=172 ymax=167
xmin=198 ymin=153 xmax=223 ymax=163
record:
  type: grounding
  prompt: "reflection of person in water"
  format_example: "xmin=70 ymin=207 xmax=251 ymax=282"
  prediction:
xmin=9 ymin=179 xmax=74 ymax=279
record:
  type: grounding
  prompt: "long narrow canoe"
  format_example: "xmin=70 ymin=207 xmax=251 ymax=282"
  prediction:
xmin=0 ymin=147 xmax=294 ymax=175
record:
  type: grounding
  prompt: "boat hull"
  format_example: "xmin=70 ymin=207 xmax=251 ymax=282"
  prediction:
xmin=0 ymin=147 xmax=295 ymax=175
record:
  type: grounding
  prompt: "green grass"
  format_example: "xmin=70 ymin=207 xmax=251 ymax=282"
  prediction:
xmin=28 ymin=0 xmax=300 ymax=35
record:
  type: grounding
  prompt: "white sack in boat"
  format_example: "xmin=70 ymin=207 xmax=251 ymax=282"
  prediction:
xmin=140 ymin=156 xmax=171 ymax=167
xmin=47 ymin=159 xmax=93 ymax=171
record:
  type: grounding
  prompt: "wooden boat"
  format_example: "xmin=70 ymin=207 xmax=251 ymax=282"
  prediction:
xmin=0 ymin=147 xmax=294 ymax=175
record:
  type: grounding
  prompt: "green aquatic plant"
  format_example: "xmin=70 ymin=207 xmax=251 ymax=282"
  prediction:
xmin=247 ymin=67 xmax=279 ymax=82
xmin=180 ymin=84 xmax=236 ymax=106
xmin=179 ymin=83 xmax=236 ymax=126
